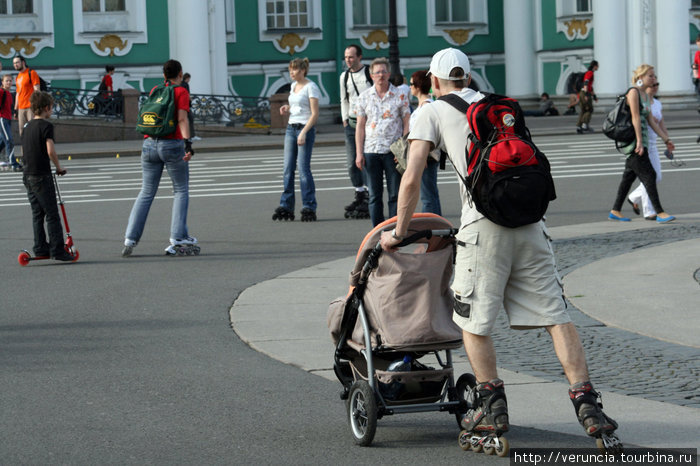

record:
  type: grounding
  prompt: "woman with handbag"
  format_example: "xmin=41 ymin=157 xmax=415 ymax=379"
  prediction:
xmin=409 ymin=70 xmax=442 ymax=215
xmin=608 ymin=64 xmax=675 ymax=223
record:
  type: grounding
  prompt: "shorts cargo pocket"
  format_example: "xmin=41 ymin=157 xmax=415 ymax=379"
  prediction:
xmin=451 ymin=230 xmax=478 ymax=319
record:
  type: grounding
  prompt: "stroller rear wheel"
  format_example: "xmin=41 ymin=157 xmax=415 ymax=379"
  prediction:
xmin=347 ymin=380 xmax=377 ymax=446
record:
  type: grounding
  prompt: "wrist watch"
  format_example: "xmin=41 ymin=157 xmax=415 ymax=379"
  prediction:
xmin=391 ymin=228 xmax=404 ymax=240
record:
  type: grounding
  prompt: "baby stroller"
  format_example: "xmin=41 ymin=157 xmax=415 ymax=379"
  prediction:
xmin=328 ymin=213 xmax=480 ymax=448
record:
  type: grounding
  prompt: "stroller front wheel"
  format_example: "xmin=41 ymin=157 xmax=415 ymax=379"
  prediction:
xmin=347 ymin=380 xmax=377 ymax=446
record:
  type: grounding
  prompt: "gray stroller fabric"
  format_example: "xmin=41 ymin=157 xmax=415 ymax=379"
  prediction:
xmin=328 ymin=214 xmax=463 ymax=351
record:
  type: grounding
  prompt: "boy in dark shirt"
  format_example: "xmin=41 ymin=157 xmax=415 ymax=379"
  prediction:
xmin=22 ymin=91 xmax=72 ymax=261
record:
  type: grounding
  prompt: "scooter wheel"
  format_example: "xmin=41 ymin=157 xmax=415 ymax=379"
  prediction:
xmin=71 ymin=250 xmax=80 ymax=262
xmin=18 ymin=251 xmax=31 ymax=266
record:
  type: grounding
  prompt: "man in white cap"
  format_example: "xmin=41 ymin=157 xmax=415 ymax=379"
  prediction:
xmin=379 ymin=48 xmax=618 ymax=446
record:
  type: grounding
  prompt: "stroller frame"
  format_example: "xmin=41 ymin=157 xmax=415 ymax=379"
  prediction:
xmin=332 ymin=214 xmax=476 ymax=446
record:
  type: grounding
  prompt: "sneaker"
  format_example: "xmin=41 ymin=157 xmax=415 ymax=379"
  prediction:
xmin=52 ymin=251 xmax=74 ymax=261
xmin=191 ymin=136 xmax=202 ymax=141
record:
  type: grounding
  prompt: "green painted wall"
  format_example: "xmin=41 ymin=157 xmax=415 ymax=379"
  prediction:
xmin=542 ymin=62 xmax=560 ymax=94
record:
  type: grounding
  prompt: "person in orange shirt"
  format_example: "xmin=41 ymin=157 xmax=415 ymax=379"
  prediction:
xmin=13 ymin=54 xmax=41 ymax=136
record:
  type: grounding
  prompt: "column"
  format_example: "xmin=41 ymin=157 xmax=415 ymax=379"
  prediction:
xmin=655 ymin=0 xmax=693 ymax=93
xmin=169 ymin=0 xmax=212 ymax=94
xmin=592 ymin=0 xmax=628 ymax=95
xmin=503 ymin=0 xmax=537 ymax=98
xmin=207 ymin=0 xmax=230 ymax=96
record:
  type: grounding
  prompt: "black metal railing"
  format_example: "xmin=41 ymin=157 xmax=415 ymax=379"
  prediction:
xmin=48 ymin=87 xmax=271 ymax=128
xmin=49 ymin=87 xmax=124 ymax=120
xmin=138 ymin=93 xmax=271 ymax=127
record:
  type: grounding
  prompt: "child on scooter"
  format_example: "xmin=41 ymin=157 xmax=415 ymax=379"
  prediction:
xmin=21 ymin=91 xmax=72 ymax=261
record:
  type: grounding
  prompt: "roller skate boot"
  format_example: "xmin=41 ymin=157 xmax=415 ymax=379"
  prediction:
xmin=458 ymin=378 xmax=510 ymax=457
xmin=569 ymin=381 xmax=622 ymax=454
xmin=300 ymin=207 xmax=317 ymax=222
xmin=165 ymin=236 xmax=200 ymax=256
xmin=121 ymin=239 xmax=136 ymax=258
xmin=272 ymin=206 xmax=294 ymax=221
xmin=344 ymin=190 xmax=369 ymax=219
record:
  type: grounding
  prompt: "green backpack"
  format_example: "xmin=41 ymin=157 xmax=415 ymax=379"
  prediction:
xmin=136 ymin=82 xmax=179 ymax=137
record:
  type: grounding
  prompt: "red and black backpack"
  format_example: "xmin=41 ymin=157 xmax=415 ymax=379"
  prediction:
xmin=439 ymin=93 xmax=556 ymax=228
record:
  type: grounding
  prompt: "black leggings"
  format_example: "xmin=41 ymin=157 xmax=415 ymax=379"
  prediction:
xmin=612 ymin=148 xmax=664 ymax=214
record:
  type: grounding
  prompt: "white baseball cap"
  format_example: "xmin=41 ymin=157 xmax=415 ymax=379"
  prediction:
xmin=428 ymin=48 xmax=471 ymax=80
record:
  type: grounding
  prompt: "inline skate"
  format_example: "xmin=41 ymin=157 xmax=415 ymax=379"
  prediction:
xmin=569 ymin=381 xmax=622 ymax=454
xmin=121 ymin=239 xmax=136 ymax=258
xmin=300 ymin=207 xmax=317 ymax=222
xmin=272 ymin=206 xmax=295 ymax=221
xmin=344 ymin=190 xmax=369 ymax=219
xmin=458 ymin=378 xmax=510 ymax=457
xmin=165 ymin=236 xmax=200 ymax=256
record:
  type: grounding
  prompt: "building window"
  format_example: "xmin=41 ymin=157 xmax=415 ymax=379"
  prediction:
xmin=225 ymin=0 xmax=236 ymax=42
xmin=258 ymin=0 xmax=322 ymax=53
xmin=426 ymin=0 xmax=487 ymax=46
xmin=0 ymin=0 xmax=53 ymax=58
xmin=0 ymin=0 xmax=33 ymax=14
xmin=265 ymin=0 xmax=311 ymax=30
xmin=555 ymin=0 xmax=593 ymax=40
xmin=435 ymin=0 xmax=470 ymax=24
xmin=72 ymin=0 xmax=147 ymax=56
xmin=352 ymin=0 xmax=387 ymax=27
xmin=82 ymin=0 xmax=125 ymax=12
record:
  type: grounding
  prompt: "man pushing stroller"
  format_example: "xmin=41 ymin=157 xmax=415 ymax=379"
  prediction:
xmin=379 ymin=48 xmax=620 ymax=452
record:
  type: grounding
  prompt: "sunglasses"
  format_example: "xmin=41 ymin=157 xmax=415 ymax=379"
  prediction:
xmin=652 ymin=82 xmax=660 ymax=87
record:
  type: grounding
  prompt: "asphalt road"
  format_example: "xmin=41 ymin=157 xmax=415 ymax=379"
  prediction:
xmin=1 ymin=129 xmax=698 ymax=464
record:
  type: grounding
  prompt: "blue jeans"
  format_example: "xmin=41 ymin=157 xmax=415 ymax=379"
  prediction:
xmin=344 ymin=125 xmax=365 ymax=188
xmin=23 ymin=174 xmax=64 ymax=256
xmin=125 ymin=138 xmax=190 ymax=243
xmin=0 ymin=117 xmax=17 ymax=167
xmin=364 ymin=152 xmax=401 ymax=226
xmin=420 ymin=159 xmax=442 ymax=215
xmin=280 ymin=125 xmax=317 ymax=211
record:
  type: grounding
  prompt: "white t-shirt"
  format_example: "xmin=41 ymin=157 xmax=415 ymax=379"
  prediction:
xmin=288 ymin=80 xmax=321 ymax=125
xmin=340 ymin=66 xmax=373 ymax=121
xmin=408 ymin=88 xmax=485 ymax=227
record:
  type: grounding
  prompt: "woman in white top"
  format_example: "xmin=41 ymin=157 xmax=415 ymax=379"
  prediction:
xmin=409 ymin=70 xmax=441 ymax=215
xmin=273 ymin=57 xmax=321 ymax=222
xmin=627 ymin=82 xmax=666 ymax=220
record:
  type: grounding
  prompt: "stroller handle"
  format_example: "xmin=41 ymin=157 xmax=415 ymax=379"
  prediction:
xmin=359 ymin=228 xmax=458 ymax=284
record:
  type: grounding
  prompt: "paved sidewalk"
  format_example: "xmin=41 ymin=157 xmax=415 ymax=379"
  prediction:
xmin=230 ymin=216 xmax=700 ymax=452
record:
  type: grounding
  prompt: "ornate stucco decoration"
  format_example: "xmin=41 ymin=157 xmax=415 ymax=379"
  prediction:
xmin=362 ymin=30 xmax=389 ymax=50
xmin=444 ymin=29 xmax=473 ymax=46
xmin=558 ymin=18 xmax=592 ymax=41
xmin=0 ymin=36 xmax=41 ymax=57
xmin=274 ymin=33 xmax=309 ymax=55
xmin=93 ymin=34 xmax=129 ymax=57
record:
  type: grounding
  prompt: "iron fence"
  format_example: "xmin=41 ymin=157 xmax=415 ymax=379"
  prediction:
xmin=49 ymin=87 xmax=124 ymax=120
xmin=137 ymin=93 xmax=271 ymax=127
xmin=47 ymin=87 xmax=271 ymax=128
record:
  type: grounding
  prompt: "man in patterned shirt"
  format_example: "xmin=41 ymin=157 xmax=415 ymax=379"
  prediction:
xmin=355 ymin=57 xmax=410 ymax=226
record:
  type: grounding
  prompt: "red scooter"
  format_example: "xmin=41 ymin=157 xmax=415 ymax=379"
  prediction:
xmin=18 ymin=171 xmax=79 ymax=266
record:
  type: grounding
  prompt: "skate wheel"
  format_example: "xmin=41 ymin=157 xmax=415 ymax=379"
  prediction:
xmin=495 ymin=436 xmax=509 ymax=457
xmin=192 ymin=246 xmax=201 ymax=255
xmin=344 ymin=211 xmax=351 ymax=219
xmin=471 ymin=438 xmax=483 ymax=453
xmin=458 ymin=430 xmax=471 ymax=451
xmin=18 ymin=251 xmax=31 ymax=266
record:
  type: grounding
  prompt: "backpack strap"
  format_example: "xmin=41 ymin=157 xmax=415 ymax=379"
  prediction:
xmin=344 ymin=65 xmax=373 ymax=102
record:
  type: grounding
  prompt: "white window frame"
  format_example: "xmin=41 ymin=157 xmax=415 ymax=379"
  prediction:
xmin=261 ymin=0 xmax=318 ymax=31
xmin=555 ymin=0 xmax=593 ymax=40
xmin=344 ymin=0 xmax=407 ymax=50
xmin=257 ymin=0 xmax=322 ymax=54
xmin=81 ymin=0 xmax=126 ymax=12
xmin=225 ymin=0 xmax=236 ymax=42
xmin=72 ymin=0 xmax=147 ymax=57
xmin=426 ymin=0 xmax=488 ymax=46
xmin=0 ymin=0 xmax=54 ymax=59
